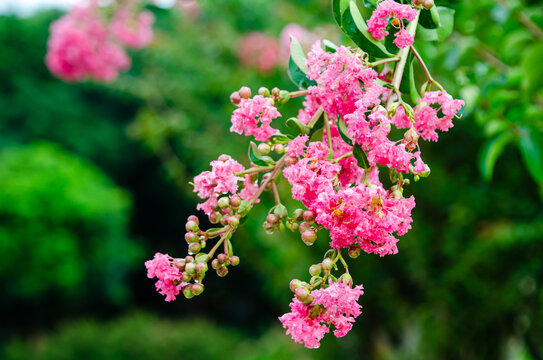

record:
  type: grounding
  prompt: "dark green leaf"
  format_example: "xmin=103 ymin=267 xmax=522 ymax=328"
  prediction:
xmin=249 ymin=141 xmax=275 ymax=166
xmin=288 ymin=36 xmax=317 ymax=89
xmin=332 ymin=0 xmax=350 ymax=28
xmin=309 ymin=114 xmax=324 ymax=138
xmin=323 ymin=39 xmax=339 ymax=52
xmin=399 ymin=51 xmax=415 ymax=94
xmin=353 ymin=143 xmax=369 ymax=169
xmin=286 ymin=117 xmax=309 ymax=135
xmin=478 ymin=131 xmax=514 ymax=181
xmin=337 ymin=116 xmax=354 ymax=146
xmin=521 ymin=43 xmax=543 ymax=95
xmin=518 ymin=126 xmax=543 ymax=184
xmin=417 ymin=7 xmax=455 ymax=42
xmin=340 ymin=1 xmax=393 ymax=59
xmin=269 ymin=133 xmax=294 ymax=144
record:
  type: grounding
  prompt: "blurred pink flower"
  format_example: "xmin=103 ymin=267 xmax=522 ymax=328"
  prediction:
xmin=279 ymin=23 xmax=319 ymax=63
xmin=237 ymin=32 xmax=280 ymax=72
xmin=177 ymin=0 xmax=200 ymax=20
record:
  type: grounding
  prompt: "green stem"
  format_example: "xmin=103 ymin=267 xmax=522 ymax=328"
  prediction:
xmin=249 ymin=155 xmax=286 ymax=205
xmin=271 ymin=180 xmax=281 ymax=205
xmin=370 ymin=57 xmax=400 ymax=67
xmin=290 ymin=90 xmax=309 ymax=98
xmin=307 ymin=107 xmax=324 ymax=130
xmin=386 ymin=10 xmax=420 ymax=109
xmin=235 ymin=165 xmax=274 ymax=177
xmin=333 ymin=151 xmax=354 ymax=163
xmin=323 ymin=112 xmax=334 ymax=155
xmin=208 ymin=230 xmax=230 ymax=258
xmin=411 ymin=46 xmax=444 ymax=91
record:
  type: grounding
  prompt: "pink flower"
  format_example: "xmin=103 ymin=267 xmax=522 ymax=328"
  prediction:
xmin=367 ymin=0 xmax=417 ymax=45
xmin=239 ymin=174 xmax=260 ymax=203
xmin=279 ymin=282 xmax=364 ymax=348
xmin=237 ymin=32 xmax=280 ymax=72
xmin=393 ymin=28 xmax=414 ymax=48
xmin=46 ymin=3 xmax=130 ymax=82
xmin=193 ymin=155 xmax=245 ymax=214
xmin=414 ymin=91 xmax=465 ymax=141
xmin=231 ymin=95 xmax=281 ymax=141
xmin=110 ymin=9 xmax=155 ymax=49
xmin=287 ymin=135 xmax=309 ymax=158
xmin=145 ymin=252 xmax=186 ymax=301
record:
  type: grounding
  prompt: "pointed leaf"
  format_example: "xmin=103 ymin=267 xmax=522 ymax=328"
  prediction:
xmin=478 ymin=131 xmax=514 ymax=181
xmin=249 ymin=141 xmax=275 ymax=166
xmin=353 ymin=143 xmax=369 ymax=169
xmin=337 ymin=116 xmax=354 ymax=146
xmin=518 ymin=126 xmax=543 ymax=184
xmin=332 ymin=0 xmax=350 ymax=28
xmin=417 ymin=7 xmax=455 ymax=42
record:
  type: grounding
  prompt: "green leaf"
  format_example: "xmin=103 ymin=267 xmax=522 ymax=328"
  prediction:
xmin=399 ymin=51 xmax=416 ymax=95
xmin=518 ymin=126 xmax=543 ymax=184
xmin=309 ymin=113 xmax=324 ymax=138
xmin=337 ymin=116 xmax=353 ymax=146
xmin=322 ymin=39 xmax=339 ymax=52
xmin=332 ymin=0 xmax=350 ymax=28
xmin=521 ymin=43 xmax=543 ymax=96
xmin=286 ymin=117 xmax=309 ymax=135
xmin=310 ymin=127 xmax=324 ymax=143
xmin=478 ymin=131 xmax=514 ymax=181
xmin=419 ymin=6 xmax=441 ymax=29
xmin=288 ymin=36 xmax=317 ymax=89
xmin=249 ymin=141 xmax=275 ymax=166
xmin=269 ymin=133 xmax=294 ymax=144
xmin=353 ymin=143 xmax=369 ymax=169
xmin=417 ymin=7 xmax=455 ymax=42
xmin=340 ymin=1 xmax=393 ymax=59
xmin=374 ymin=78 xmax=395 ymax=89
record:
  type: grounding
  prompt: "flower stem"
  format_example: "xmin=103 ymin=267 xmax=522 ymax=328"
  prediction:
xmin=369 ymin=57 xmax=400 ymax=67
xmin=410 ymin=45 xmax=444 ymax=91
xmin=323 ymin=112 xmax=334 ymax=155
xmin=290 ymin=90 xmax=309 ymax=98
xmin=249 ymin=155 xmax=286 ymax=205
xmin=307 ymin=107 xmax=324 ymax=129
xmin=333 ymin=151 xmax=353 ymax=163
xmin=235 ymin=165 xmax=274 ymax=177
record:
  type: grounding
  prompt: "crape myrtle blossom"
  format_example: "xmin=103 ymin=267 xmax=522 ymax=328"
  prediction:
xmin=143 ymin=0 xmax=464 ymax=350
xmin=46 ymin=0 xmax=155 ymax=82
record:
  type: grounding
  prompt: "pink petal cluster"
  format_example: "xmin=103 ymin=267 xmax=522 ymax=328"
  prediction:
xmin=413 ymin=91 xmax=465 ymax=141
xmin=46 ymin=3 xmax=130 ymax=82
xmin=193 ymin=155 xmax=245 ymax=214
xmin=237 ymin=32 xmax=280 ymax=72
xmin=367 ymin=0 xmax=417 ymax=48
xmin=145 ymin=252 xmax=186 ymax=301
xmin=46 ymin=2 xmax=155 ymax=82
xmin=279 ymin=282 xmax=364 ymax=348
xmin=110 ymin=9 xmax=155 ymax=49
xmin=231 ymin=95 xmax=281 ymax=141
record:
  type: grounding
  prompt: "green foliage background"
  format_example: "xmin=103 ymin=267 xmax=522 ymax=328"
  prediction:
xmin=0 ymin=0 xmax=542 ymax=359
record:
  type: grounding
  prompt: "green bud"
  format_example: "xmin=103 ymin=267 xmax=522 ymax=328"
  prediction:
xmin=302 ymin=295 xmax=314 ymax=306
xmin=191 ymin=283 xmax=205 ymax=296
xmin=218 ymin=197 xmax=230 ymax=209
xmin=185 ymin=262 xmax=196 ymax=276
xmin=258 ymin=87 xmax=271 ymax=97
xmin=279 ymin=90 xmax=291 ymax=104
xmin=230 ymin=194 xmax=242 ymax=208
xmin=309 ymin=264 xmax=322 ymax=276
xmin=230 ymin=256 xmax=240 ymax=266
xmin=266 ymin=213 xmax=280 ymax=225
xmin=339 ymin=273 xmax=353 ymax=286
xmin=217 ymin=266 xmax=228 ymax=277
xmin=185 ymin=220 xmax=199 ymax=232
xmin=182 ymin=285 xmax=195 ymax=299
xmin=301 ymin=230 xmax=317 ymax=246
xmin=237 ymin=200 xmax=252 ymax=217
xmin=295 ymin=287 xmax=310 ymax=301
xmin=292 ymin=208 xmax=304 ymax=222
xmin=257 ymin=143 xmax=271 ymax=155
xmin=299 ymin=221 xmax=311 ymax=233
xmin=348 ymin=246 xmax=361 ymax=259
xmin=211 ymin=258 xmax=221 ymax=270
xmin=228 ymin=216 xmax=240 ymax=227
xmin=322 ymin=258 xmax=334 ymax=271
xmin=289 ymin=279 xmax=303 ymax=292
xmin=188 ymin=242 xmax=201 ymax=254
xmin=273 ymin=204 xmax=288 ymax=219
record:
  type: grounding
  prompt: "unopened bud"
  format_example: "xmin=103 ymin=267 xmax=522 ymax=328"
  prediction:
xmin=348 ymin=246 xmax=361 ymax=259
xmin=284 ymin=155 xmax=297 ymax=167
xmin=187 ymin=215 xmax=199 ymax=225
xmin=185 ymin=232 xmax=199 ymax=243
xmin=182 ymin=285 xmax=195 ymax=299
xmin=279 ymin=90 xmax=291 ymax=104
xmin=195 ymin=262 xmax=208 ymax=274
xmin=309 ymin=264 xmax=322 ymax=276
xmin=423 ymin=0 xmax=434 ymax=9
xmin=182 ymin=272 xmax=191 ymax=282
xmin=188 ymin=242 xmax=201 ymax=254
xmin=257 ymin=143 xmax=271 ymax=155
xmin=308 ymin=304 xmax=322 ymax=319
xmin=218 ymin=154 xmax=231 ymax=162
xmin=258 ymin=87 xmax=271 ymax=97
xmin=218 ymin=197 xmax=230 ymax=209
xmin=267 ymin=213 xmax=280 ymax=225
xmin=322 ymin=258 xmax=334 ymax=271
xmin=302 ymin=295 xmax=314 ymax=306
xmin=273 ymin=204 xmax=288 ymax=219
xmin=286 ymin=221 xmax=299 ymax=232
xmin=185 ymin=256 xmax=194 ymax=263
xmin=175 ymin=259 xmax=186 ymax=271
xmin=289 ymin=279 xmax=303 ymax=292
xmin=292 ymin=209 xmax=304 ymax=222
xmin=220 ymin=215 xmax=229 ymax=226
xmin=299 ymin=221 xmax=311 ymax=233
xmin=228 ymin=216 xmax=240 ymax=227
xmin=230 ymin=194 xmax=242 ymax=208
xmin=191 ymin=283 xmax=205 ymax=296
xmin=217 ymin=253 xmax=227 ymax=264
xmin=230 ymin=256 xmax=240 ymax=266
xmin=303 ymin=210 xmax=316 ymax=222
xmin=185 ymin=262 xmax=196 ymax=276
xmin=274 ymin=144 xmax=285 ymax=154
xmin=211 ymin=258 xmax=221 ymax=269
xmin=301 ymin=230 xmax=317 ymax=245
xmin=185 ymin=220 xmax=198 ymax=232
xmin=239 ymin=86 xmax=252 ymax=99
xmin=339 ymin=273 xmax=353 ymax=286
xmin=210 ymin=199 xmax=220 ymax=212
xmin=263 ymin=221 xmax=275 ymax=233
xmin=271 ymin=87 xmax=280 ymax=97
xmin=295 ymin=287 xmax=310 ymax=302
xmin=209 ymin=212 xmax=221 ymax=224
xmin=217 ymin=266 xmax=228 ymax=277
xmin=230 ymin=92 xmax=241 ymax=105
xmin=404 ymin=128 xmax=419 ymax=151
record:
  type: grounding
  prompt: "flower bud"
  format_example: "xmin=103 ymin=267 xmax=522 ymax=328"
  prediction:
xmin=229 ymin=194 xmax=242 ymax=208
xmin=220 ymin=215 xmax=230 ymax=226
xmin=322 ymin=258 xmax=334 ymax=271
xmin=299 ymin=221 xmax=311 ymax=233
xmin=211 ymin=258 xmax=221 ymax=269
xmin=284 ymin=155 xmax=297 ymax=167
xmin=217 ymin=266 xmax=228 ymax=277
xmin=228 ymin=216 xmax=240 ymax=227
xmin=185 ymin=220 xmax=198 ymax=232
xmin=185 ymin=232 xmax=199 ymax=243
xmin=302 ymin=295 xmax=314 ymax=306
xmin=266 ymin=213 xmax=280 ymax=225
xmin=292 ymin=209 xmax=304 ymax=222
xmin=217 ymin=253 xmax=227 ymax=264
xmin=301 ymin=230 xmax=317 ymax=245
xmin=210 ymin=199 xmax=220 ymax=212
xmin=348 ymin=246 xmax=361 ymax=259
xmin=274 ymin=144 xmax=285 ymax=154
xmin=339 ymin=273 xmax=353 ymax=287
xmin=185 ymin=262 xmax=196 ymax=276
xmin=188 ymin=242 xmax=201 ymax=254
xmin=274 ymin=204 xmax=288 ymax=219
xmin=209 ymin=212 xmax=221 ymax=224
xmin=263 ymin=221 xmax=275 ymax=233
xmin=303 ymin=210 xmax=316 ymax=222
xmin=308 ymin=304 xmax=322 ymax=319
xmin=271 ymin=87 xmax=280 ymax=97
xmin=258 ymin=87 xmax=271 ymax=97
xmin=230 ymin=256 xmax=240 ymax=266
xmin=182 ymin=272 xmax=191 ymax=282
xmin=183 ymin=285 xmax=195 ymax=299
xmin=218 ymin=154 xmax=231 ymax=162
xmin=185 ymin=256 xmax=194 ymax=263
xmin=175 ymin=259 xmax=186 ymax=271
xmin=423 ymin=0 xmax=434 ymax=9
xmin=289 ymin=279 xmax=303 ymax=292
xmin=239 ymin=86 xmax=252 ymax=99
xmin=218 ymin=197 xmax=230 ymax=209
xmin=195 ymin=261 xmax=208 ymax=274
xmin=295 ymin=287 xmax=310 ymax=302
xmin=404 ymin=128 xmax=419 ymax=151
xmin=257 ymin=143 xmax=271 ymax=155
xmin=286 ymin=221 xmax=299 ymax=232
xmin=278 ymin=222 xmax=286 ymax=232
xmin=230 ymin=91 xmax=241 ymax=105
xmin=187 ymin=215 xmax=199 ymax=225
xmin=191 ymin=283 xmax=205 ymax=296
xmin=309 ymin=264 xmax=322 ymax=276
xmin=279 ymin=90 xmax=291 ymax=104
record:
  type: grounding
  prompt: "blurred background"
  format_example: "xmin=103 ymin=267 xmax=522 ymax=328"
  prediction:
xmin=0 ymin=0 xmax=542 ymax=359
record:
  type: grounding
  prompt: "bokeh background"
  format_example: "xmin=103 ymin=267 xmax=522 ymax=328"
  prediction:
xmin=0 ymin=0 xmax=542 ymax=359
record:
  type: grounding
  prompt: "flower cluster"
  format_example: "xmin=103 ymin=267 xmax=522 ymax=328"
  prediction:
xmin=144 ymin=0 xmax=464 ymax=350
xmin=46 ymin=0 xmax=154 ymax=82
